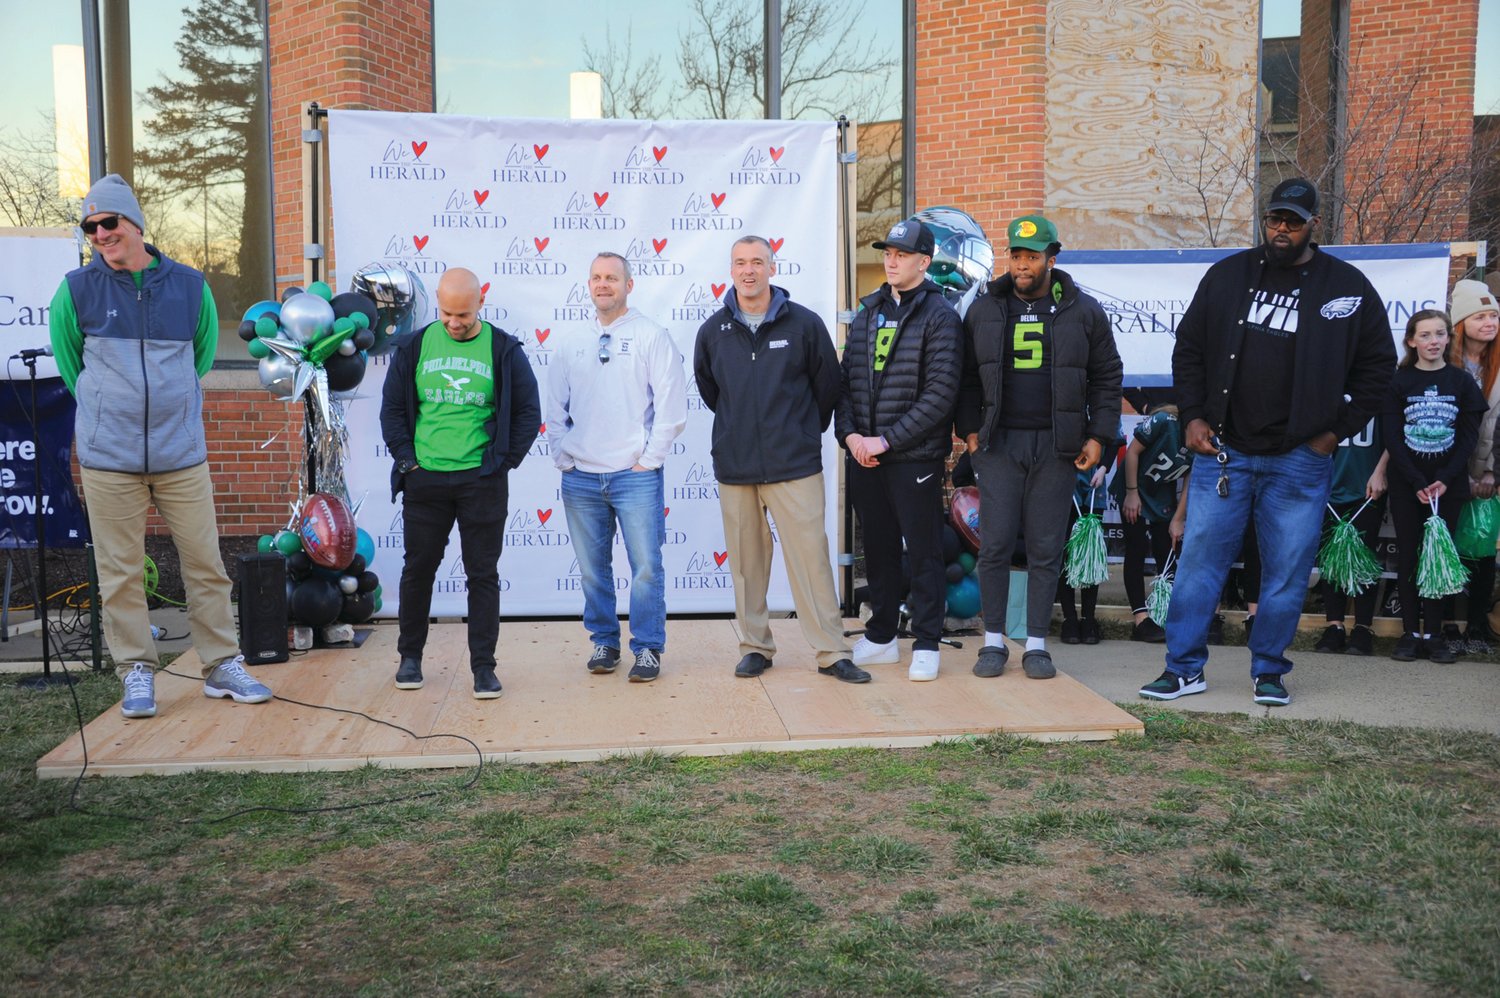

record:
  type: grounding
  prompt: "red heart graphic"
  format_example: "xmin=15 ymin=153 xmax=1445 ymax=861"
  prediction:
xmin=711 ymin=192 xmax=726 ymax=209
xmin=769 ymin=237 xmax=784 ymax=253
xmin=652 ymin=238 xmax=668 ymax=255
xmin=413 ymin=235 xmax=429 ymax=252
xmin=411 ymin=140 xmax=427 ymax=158
xmin=713 ymin=551 xmax=728 ymax=567
xmin=537 ymin=508 xmax=553 ymax=525
xmin=535 ymin=328 xmax=550 ymax=343
xmin=480 ymin=282 xmax=491 ymax=296
xmin=663 ymin=507 xmax=670 ymax=516
xmin=534 ymin=237 xmax=549 ymax=254
xmin=473 ymin=189 xmax=489 ymax=207
xmin=539 ymin=422 xmax=546 ymax=435
xmin=711 ymin=283 xmax=726 ymax=299
xmin=593 ymin=191 xmax=609 ymax=208
xmin=533 ymin=143 xmax=549 ymax=162
xmin=769 ymin=146 xmax=784 ymax=162
xmin=653 ymin=145 xmax=668 ymax=163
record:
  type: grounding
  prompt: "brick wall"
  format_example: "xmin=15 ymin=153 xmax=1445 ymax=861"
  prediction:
xmin=187 ymin=0 xmax=434 ymax=537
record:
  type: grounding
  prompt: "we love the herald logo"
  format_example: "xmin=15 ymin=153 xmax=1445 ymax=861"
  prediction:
xmin=494 ymin=235 xmax=568 ymax=278
xmin=676 ymin=550 xmax=733 ymax=590
xmin=613 ymin=144 xmax=685 ymax=185
xmin=556 ymin=190 xmax=626 ymax=231
xmin=674 ymin=191 xmax=744 ymax=232
xmin=436 ymin=187 xmax=507 ymax=230
xmin=671 ymin=282 xmax=729 ymax=323
xmin=623 ymin=236 xmax=685 ymax=277
xmin=728 ymin=143 xmax=802 ymax=186
xmin=495 ymin=142 xmax=567 ymax=184
xmin=380 ymin=233 xmax=444 ymax=274
xmin=372 ymin=138 xmax=446 ymax=180
xmin=505 ymin=508 xmax=570 ymax=547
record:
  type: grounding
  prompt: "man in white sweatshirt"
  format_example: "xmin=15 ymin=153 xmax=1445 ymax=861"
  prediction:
xmin=547 ymin=252 xmax=688 ymax=682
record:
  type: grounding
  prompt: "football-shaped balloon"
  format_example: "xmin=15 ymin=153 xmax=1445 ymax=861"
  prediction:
xmin=950 ymin=486 xmax=981 ymax=554
xmin=299 ymin=492 xmax=357 ymax=569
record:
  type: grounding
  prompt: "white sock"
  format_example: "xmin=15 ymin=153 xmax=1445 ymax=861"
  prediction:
xmin=984 ymin=631 xmax=1006 ymax=648
xmin=1026 ymin=637 xmax=1046 ymax=652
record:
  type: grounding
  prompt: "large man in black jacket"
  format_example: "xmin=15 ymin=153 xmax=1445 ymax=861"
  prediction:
xmin=836 ymin=218 xmax=962 ymax=681
xmin=1140 ymin=179 xmax=1394 ymax=708
xmin=380 ymin=267 xmax=540 ymax=700
xmin=694 ymin=235 xmax=866 ymax=683
xmin=957 ymin=215 xmax=1122 ymax=681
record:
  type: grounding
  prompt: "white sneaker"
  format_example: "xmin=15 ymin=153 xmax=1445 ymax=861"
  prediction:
xmin=909 ymin=649 xmax=940 ymax=682
xmin=851 ymin=635 xmax=899 ymax=665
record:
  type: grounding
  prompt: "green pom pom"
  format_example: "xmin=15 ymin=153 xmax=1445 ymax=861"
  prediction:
xmin=1418 ymin=514 xmax=1469 ymax=599
xmin=1064 ymin=513 xmax=1109 ymax=588
xmin=1145 ymin=549 xmax=1175 ymax=624
xmin=308 ymin=280 xmax=333 ymax=301
xmin=1316 ymin=515 xmax=1381 ymax=596
xmin=254 ymin=315 xmax=279 ymax=337
xmin=247 ymin=338 xmax=271 ymax=359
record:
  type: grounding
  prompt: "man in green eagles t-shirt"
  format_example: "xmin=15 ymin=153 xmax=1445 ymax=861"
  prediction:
xmin=379 ymin=268 xmax=540 ymax=700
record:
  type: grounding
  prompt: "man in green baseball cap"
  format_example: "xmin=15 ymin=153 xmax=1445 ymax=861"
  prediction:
xmin=955 ymin=212 xmax=1122 ymax=682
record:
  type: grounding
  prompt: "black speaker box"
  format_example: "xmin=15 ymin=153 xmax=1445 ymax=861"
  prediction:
xmin=239 ymin=553 xmax=289 ymax=664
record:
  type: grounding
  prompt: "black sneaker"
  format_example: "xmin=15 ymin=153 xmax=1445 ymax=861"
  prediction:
xmin=818 ymin=659 xmax=872 ymax=684
xmin=394 ymin=656 xmax=424 ymax=690
xmin=1314 ymin=624 xmax=1346 ymax=653
xmin=1139 ymin=669 xmax=1206 ymax=701
xmin=587 ymin=644 xmax=620 ymax=674
xmin=1132 ymin=618 xmax=1166 ymax=643
xmin=1464 ymin=628 xmax=1493 ymax=656
xmin=972 ymin=644 xmax=1008 ymax=678
xmin=1441 ymin=624 xmax=1466 ymax=658
xmin=1345 ymin=624 xmax=1374 ymax=656
xmin=734 ymin=653 xmax=772 ymax=678
xmin=472 ymin=665 xmax=503 ymax=699
xmin=629 ymin=649 xmax=662 ymax=683
xmin=1060 ymin=619 xmax=1081 ymax=644
xmin=1081 ymin=618 xmax=1101 ymax=645
xmin=1253 ymin=673 xmax=1290 ymax=705
xmin=1426 ymin=638 xmax=1458 ymax=665
xmin=1243 ymin=614 xmax=1256 ymax=644
xmin=1207 ymin=613 xmax=1226 ymax=645
xmin=1392 ymin=633 xmax=1421 ymax=661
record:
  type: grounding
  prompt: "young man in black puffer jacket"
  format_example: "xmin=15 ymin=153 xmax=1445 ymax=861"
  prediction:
xmin=836 ymin=217 xmax=963 ymax=681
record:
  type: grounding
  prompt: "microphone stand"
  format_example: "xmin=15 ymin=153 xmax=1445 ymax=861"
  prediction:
xmin=18 ymin=354 xmax=72 ymax=689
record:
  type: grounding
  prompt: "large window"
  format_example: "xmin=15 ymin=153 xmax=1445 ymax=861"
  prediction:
xmin=435 ymin=0 xmax=903 ymax=293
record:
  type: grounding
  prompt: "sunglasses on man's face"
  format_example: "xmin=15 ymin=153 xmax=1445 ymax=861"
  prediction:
xmin=81 ymin=214 xmax=123 ymax=236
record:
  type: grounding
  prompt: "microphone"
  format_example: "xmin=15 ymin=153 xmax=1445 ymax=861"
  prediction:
xmin=13 ymin=346 xmax=52 ymax=360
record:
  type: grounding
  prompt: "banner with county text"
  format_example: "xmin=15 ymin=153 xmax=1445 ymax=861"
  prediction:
xmin=0 ymin=377 xmax=88 ymax=549
xmin=328 ymin=111 xmax=840 ymax=617
xmin=1058 ymin=243 xmax=1452 ymax=385
xmin=0 ymin=230 xmax=77 ymax=381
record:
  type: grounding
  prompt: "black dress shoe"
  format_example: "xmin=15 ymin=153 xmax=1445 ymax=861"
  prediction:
xmin=394 ymin=656 xmax=423 ymax=690
xmin=734 ymin=652 xmax=772 ymax=678
xmin=817 ymin=659 xmax=871 ymax=683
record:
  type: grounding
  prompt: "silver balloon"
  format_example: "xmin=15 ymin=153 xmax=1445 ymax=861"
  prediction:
xmin=913 ymin=206 xmax=994 ymax=314
xmin=338 ymin=575 xmax=359 ymax=595
xmin=349 ymin=263 xmax=431 ymax=355
xmin=258 ymin=354 xmax=299 ymax=400
xmin=278 ymin=291 xmax=336 ymax=346
xmin=337 ymin=338 xmax=358 ymax=356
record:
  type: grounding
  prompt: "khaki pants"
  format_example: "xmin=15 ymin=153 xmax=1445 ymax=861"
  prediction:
xmin=81 ymin=463 xmax=240 ymax=679
xmin=719 ymin=473 xmax=850 ymax=668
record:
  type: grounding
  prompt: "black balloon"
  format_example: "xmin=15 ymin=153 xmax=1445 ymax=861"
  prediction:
xmin=286 ymin=550 xmax=313 ymax=579
xmin=340 ymin=591 xmax=376 ymax=624
xmin=346 ymin=554 xmax=367 ymax=576
xmin=942 ymin=525 xmax=961 ymax=564
xmin=290 ymin=578 xmax=342 ymax=627
xmin=324 ymin=349 xmax=367 ymax=392
xmin=352 ymin=328 xmax=376 ymax=352
xmin=331 ymin=290 xmax=380 ymax=328
xmin=945 ymin=562 xmax=965 ymax=584
xmin=281 ymin=285 xmax=304 ymax=302
xmin=356 ymin=570 xmax=379 ymax=594
xmin=238 ymin=319 xmax=258 ymax=342
xmin=285 ymin=576 xmax=298 ymax=608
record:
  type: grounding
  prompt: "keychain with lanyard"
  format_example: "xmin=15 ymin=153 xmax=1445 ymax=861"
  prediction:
xmin=1215 ymin=449 xmax=1230 ymax=498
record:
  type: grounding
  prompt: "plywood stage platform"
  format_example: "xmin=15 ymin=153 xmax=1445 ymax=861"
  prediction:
xmin=37 ymin=620 xmax=1144 ymax=779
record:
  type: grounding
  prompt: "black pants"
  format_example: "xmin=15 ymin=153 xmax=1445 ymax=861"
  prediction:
xmin=1389 ymin=484 xmax=1462 ymax=635
xmin=1122 ymin=516 xmax=1174 ymax=614
xmin=851 ymin=458 xmax=946 ymax=650
xmin=1321 ymin=497 xmax=1385 ymax=627
xmin=397 ymin=468 xmax=508 ymax=670
xmin=1056 ymin=506 xmax=1099 ymax=621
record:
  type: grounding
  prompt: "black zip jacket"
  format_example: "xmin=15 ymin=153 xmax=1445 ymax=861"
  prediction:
xmin=956 ymin=267 xmax=1122 ymax=457
xmin=835 ymin=278 xmax=962 ymax=463
xmin=379 ymin=320 xmax=541 ymax=500
xmin=1173 ymin=244 xmax=1395 ymax=450
xmin=693 ymin=285 xmax=839 ymax=485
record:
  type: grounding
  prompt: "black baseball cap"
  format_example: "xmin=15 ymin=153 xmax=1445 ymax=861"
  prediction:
xmin=872 ymin=218 xmax=935 ymax=255
xmin=1267 ymin=178 xmax=1319 ymax=221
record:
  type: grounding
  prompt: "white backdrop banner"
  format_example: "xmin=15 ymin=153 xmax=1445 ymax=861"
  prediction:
xmin=1059 ymin=243 xmax=1453 ymax=385
xmin=327 ymin=111 xmax=840 ymax=617
xmin=0 ymin=229 xmax=78 ymax=381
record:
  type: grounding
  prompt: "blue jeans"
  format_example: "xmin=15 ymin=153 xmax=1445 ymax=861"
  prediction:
xmin=1165 ymin=443 xmax=1332 ymax=679
xmin=561 ymin=467 xmax=667 ymax=655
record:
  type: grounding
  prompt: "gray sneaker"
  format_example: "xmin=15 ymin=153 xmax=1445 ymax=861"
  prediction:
xmin=203 ymin=655 xmax=273 ymax=704
xmin=121 ymin=662 xmax=157 ymax=718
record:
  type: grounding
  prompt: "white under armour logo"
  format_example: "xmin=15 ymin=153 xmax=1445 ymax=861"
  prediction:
xmin=106 ymin=309 xmax=118 ymax=318
xmin=721 ymin=323 xmax=732 ymax=331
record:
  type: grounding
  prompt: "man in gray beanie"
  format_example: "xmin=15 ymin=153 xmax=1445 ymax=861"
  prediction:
xmin=48 ymin=173 xmax=271 ymax=719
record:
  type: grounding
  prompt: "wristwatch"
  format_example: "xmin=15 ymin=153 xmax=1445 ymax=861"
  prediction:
xmin=397 ymin=458 xmax=419 ymax=474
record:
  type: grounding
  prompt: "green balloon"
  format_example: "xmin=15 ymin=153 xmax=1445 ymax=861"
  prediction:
xmin=333 ymin=316 xmax=355 ymax=336
xmin=257 ymin=534 xmax=275 ymax=553
xmin=309 ymin=280 xmax=334 ymax=301
xmin=247 ymin=338 xmax=271 ymax=359
xmin=254 ymin=315 xmax=279 ymax=337
xmin=372 ymin=596 xmax=383 ymax=614
xmin=350 ymin=311 xmax=370 ymax=329
xmin=958 ymin=552 xmax=977 ymax=574
xmin=371 ymin=584 xmax=383 ymax=603
xmin=275 ymin=530 xmax=303 ymax=555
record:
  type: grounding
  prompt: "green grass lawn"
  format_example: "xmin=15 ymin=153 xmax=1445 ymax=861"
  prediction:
xmin=4 ymin=670 xmax=1497 ymax=996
